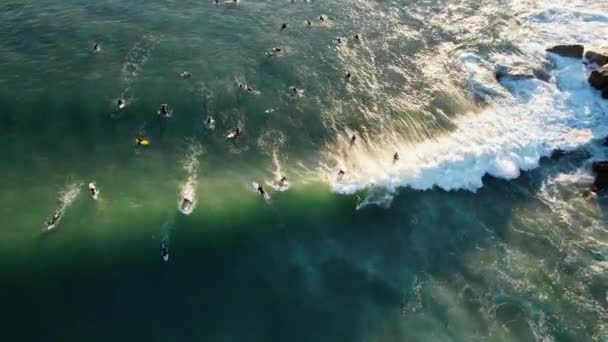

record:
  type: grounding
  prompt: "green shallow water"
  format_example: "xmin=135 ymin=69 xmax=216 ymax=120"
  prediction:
xmin=1 ymin=0 xmax=608 ymax=341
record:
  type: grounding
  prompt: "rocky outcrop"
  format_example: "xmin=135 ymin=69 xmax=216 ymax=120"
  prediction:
xmin=585 ymin=47 xmax=608 ymax=67
xmin=495 ymin=63 xmax=551 ymax=82
xmin=592 ymin=161 xmax=608 ymax=192
xmin=588 ymin=64 xmax=608 ymax=98
xmin=546 ymin=44 xmax=584 ymax=58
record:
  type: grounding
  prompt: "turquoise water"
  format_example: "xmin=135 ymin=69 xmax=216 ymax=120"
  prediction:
xmin=2 ymin=0 xmax=608 ymax=340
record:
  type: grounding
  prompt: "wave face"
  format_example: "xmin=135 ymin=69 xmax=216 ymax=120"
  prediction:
xmin=320 ymin=0 xmax=608 ymax=204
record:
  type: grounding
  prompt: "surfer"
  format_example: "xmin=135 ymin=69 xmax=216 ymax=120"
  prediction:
xmin=319 ymin=15 xmax=327 ymax=22
xmin=117 ymin=98 xmax=126 ymax=110
xmin=350 ymin=134 xmax=356 ymax=146
xmin=161 ymin=240 xmax=169 ymax=262
xmin=280 ymin=23 xmax=287 ymax=32
xmin=135 ymin=134 xmax=149 ymax=146
xmin=88 ymin=182 xmax=98 ymax=199
xmin=345 ymin=72 xmax=351 ymax=81
xmin=93 ymin=42 xmax=101 ymax=51
xmin=279 ymin=176 xmax=287 ymax=187
xmin=289 ymin=86 xmax=302 ymax=96
xmin=181 ymin=197 xmax=193 ymax=211
xmin=354 ymin=33 xmax=361 ymax=42
xmin=47 ymin=211 xmax=61 ymax=228
xmin=159 ymin=104 xmax=171 ymax=118
xmin=393 ymin=152 xmax=399 ymax=162
xmin=206 ymin=116 xmax=215 ymax=128
xmin=257 ymin=184 xmax=267 ymax=198
xmin=304 ymin=20 xmax=312 ymax=28
xmin=336 ymin=38 xmax=344 ymax=46
xmin=239 ymin=83 xmax=256 ymax=93
xmin=266 ymin=47 xmax=282 ymax=56
xmin=227 ymin=127 xmax=241 ymax=139
xmin=337 ymin=169 xmax=345 ymax=181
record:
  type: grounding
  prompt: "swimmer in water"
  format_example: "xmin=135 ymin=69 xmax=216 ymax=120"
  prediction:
xmin=336 ymin=38 xmax=344 ymax=46
xmin=280 ymin=23 xmax=287 ymax=32
xmin=354 ymin=34 xmax=361 ymax=41
xmin=117 ymin=98 xmax=126 ymax=110
xmin=393 ymin=152 xmax=399 ymax=162
xmin=345 ymin=72 xmax=351 ymax=81
xmin=304 ymin=20 xmax=312 ymax=28
xmin=337 ymin=169 xmax=345 ymax=181
xmin=257 ymin=185 xmax=267 ymax=198
xmin=350 ymin=134 xmax=356 ymax=146
xmin=93 ymin=42 xmax=101 ymax=51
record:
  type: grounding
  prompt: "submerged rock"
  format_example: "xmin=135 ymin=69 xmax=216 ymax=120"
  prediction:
xmin=546 ymin=44 xmax=584 ymax=58
xmin=592 ymin=161 xmax=608 ymax=192
xmin=585 ymin=47 xmax=608 ymax=67
xmin=495 ymin=64 xmax=550 ymax=82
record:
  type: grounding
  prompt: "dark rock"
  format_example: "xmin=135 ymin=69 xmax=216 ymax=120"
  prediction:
xmin=585 ymin=47 xmax=608 ymax=67
xmin=546 ymin=44 xmax=584 ymax=58
xmin=495 ymin=63 xmax=550 ymax=82
xmin=588 ymin=65 xmax=608 ymax=90
xmin=592 ymin=161 xmax=608 ymax=192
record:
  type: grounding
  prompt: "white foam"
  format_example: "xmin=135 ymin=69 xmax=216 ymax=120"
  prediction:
xmin=322 ymin=0 xmax=608 ymax=199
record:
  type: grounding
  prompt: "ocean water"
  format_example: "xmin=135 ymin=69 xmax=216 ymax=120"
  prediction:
xmin=1 ymin=0 xmax=608 ymax=340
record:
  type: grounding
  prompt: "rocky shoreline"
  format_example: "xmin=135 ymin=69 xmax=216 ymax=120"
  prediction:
xmin=546 ymin=44 xmax=608 ymax=192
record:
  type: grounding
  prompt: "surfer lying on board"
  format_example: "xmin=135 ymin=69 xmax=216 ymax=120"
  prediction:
xmin=135 ymin=134 xmax=149 ymax=146
xmin=117 ymin=98 xmax=126 ymax=110
xmin=227 ymin=127 xmax=241 ymax=139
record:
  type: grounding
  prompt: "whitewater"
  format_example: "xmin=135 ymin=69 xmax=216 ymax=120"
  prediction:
xmin=322 ymin=0 xmax=608 ymax=204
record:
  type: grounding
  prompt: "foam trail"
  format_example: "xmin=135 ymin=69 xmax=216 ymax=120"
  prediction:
xmin=266 ymin=149 xmax=290 ymax=191
xmin=45 ymin=182 xmax=82 ymax=230
xmin=114 ymin=34 xmax=161 ymax=112
xmin=178 ymin=143 xmax=203 ymax=215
